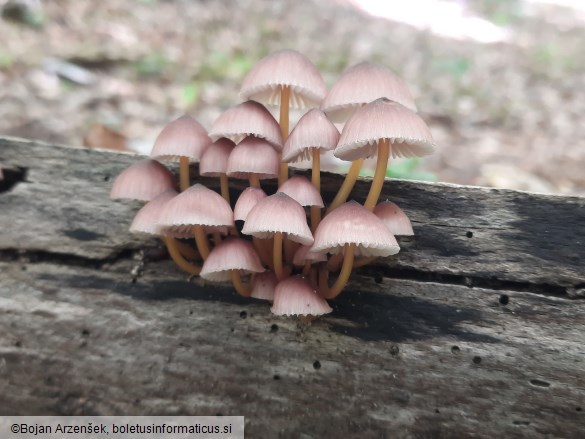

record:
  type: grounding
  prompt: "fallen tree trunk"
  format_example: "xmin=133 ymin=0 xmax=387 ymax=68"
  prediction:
xmin=0 ymin=137 xmax=584 ymax=438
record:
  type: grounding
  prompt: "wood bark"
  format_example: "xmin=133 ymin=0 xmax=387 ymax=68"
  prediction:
xmin=1 ymin=137 xmax=584 ymax=438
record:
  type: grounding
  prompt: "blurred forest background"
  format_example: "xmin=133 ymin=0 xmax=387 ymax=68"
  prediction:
xmin=1 ymin=0 xmax=584 ymax=195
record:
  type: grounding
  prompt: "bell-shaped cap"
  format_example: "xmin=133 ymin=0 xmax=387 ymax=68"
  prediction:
xmin=293 ymin=245 xmax=327 ymax=266
xmin=234 ymin=187 xmax=267 ymax=221
xmin=240 ymin=49 xmax=327 ymax=109
xmin=226 ymin=137 xmax=279 ymax=180
xmin=321 ymin=62 xmax=417 ymax=123
xmin=110 ymin=158 xmax=176 ymax=201
xmin=200 ymin=237 xmax=265 ymax=282
xmin=282 ymin=109 xmax=340 ymax=163
xmin=157 ymin=184 xmax=233 ymax=236
xmin=130 ymin=189 xmax=178 ymax=235
xmin=334 ymin=98 xmax=436 ymax=162
xmin=150 ymin=114 xmax=211 ymax=162
xmin=277 ymin=176 xmax=324 ymax=207
xmin=374 ymin=201 xmax=414 ymax=236
xmin=250 ymin=271 xmax=278 ymax=301
xmin=312 ymin=201 xmax=400 ymax=257
xmin=242 ymin=192 xmax=313 ymax=246
xmin=199 ymin=138 xmax=235 ymax=177
xmin=209 ymin=101 xmax=283 ymax=151
xmin=271 ymin=276 xmax=332 ymax=316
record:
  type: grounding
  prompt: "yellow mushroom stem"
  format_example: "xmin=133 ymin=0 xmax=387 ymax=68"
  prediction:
xmin=284 ymin=238 xmax=300 ymax=264
xmin=179 ymin=156 xmax=190 ymax=192
xmin=364 ymin=139 xmax=391 ymax=211
xmin=352 ymin=256 xmax=377 ymax=269
xmin=193 ymin=225 xmax=211 ymax=260
xmin=164 ymin=236 xmax=201 ymax=275
xmin=219 ymin=174 xmax=230 ymax=204
xmin=230 ymin=270 xmax=252 ymax=297
xmin=309 ymin=267 xmax=318 ymax=289
xmin=173 ymin=239 xmax=200 ymax=260
xmin=212 ymin=231 xmax=223 ymax=246
xmin=273 ymin=232 xmax=284 ymax=280
xmin=326 ymin=159 xmax=364 ymax=214
xmin=319 ymin=243 xmax=356 ymax=299
xmin=253 ymin=237 xmax=273 ymax=268
xmin=278 ymin=85 xmax=291 ymax=186
xmin=326 ymin=252 xmax=344 ymax=272
xmin=249 ymin=175 xmax=261 ymax=188
xmin=310 ymin=147 xmax=321 ymax=233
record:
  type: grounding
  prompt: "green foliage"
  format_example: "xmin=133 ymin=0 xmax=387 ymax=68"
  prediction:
xmin=133 ymin=52 xmax=171 ymax=78
xmin=432 ymin=56 xmax=472 ymax=80
xmin=0 ymin=51 xmax=14 ymax=69
xmin=199 ymin=51 xmax=254 ymax=80
xmin=360 ymin=158 xmax=435 ymax=181
xmin=182 ymin=81 xmax=202 ymax=107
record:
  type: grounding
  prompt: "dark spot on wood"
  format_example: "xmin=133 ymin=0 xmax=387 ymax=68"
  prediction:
xmin=328 ymin=292 xmax=499 ymax=343
xmin=473 ymin=356 xmax=482 ymax=364
xmin=529 ymin=379 xmax=550 ymax=387
xmin=451 ymin=346 xmax=460 ymax=354
xmin=435 ymin=409 xmax=440 ymax=414
xmin=63 ymin=228 xmax=105 ymax=242
xmin=374 ymin=274 xmax=383 ymax=284
xmin=103 ymin=175 xmax=110 ymax=182
xmin=240 ymin=311 xmax=247 ymax=319
xmin=390 ymin=345 xmax=400 ymax=356
xmin=313 ymin=361 xmax=321 ymax=370
xmin=131 ymin=277 xmax=137 ymax=284
xmin=499 ymin=294 xmax=509 ymax=305
xmin=273 ymin=374 xmax=280 ymax=380
xmin=81 ymin=329 xmax=90 ymax=337
xmin=0 ymin=166 xmax=27 ymax=193
xmin=14 ymin=340 xmax=22 ymax=347
xmin=270 ymin=324 xmax=278 ymax=333
xmin=513 ymin=420 xmax=530 ymax=426
xmin=576 ymin=407 xmax=582 ymax=412
xmin=466 ymin=231 xmax=473 ymax=238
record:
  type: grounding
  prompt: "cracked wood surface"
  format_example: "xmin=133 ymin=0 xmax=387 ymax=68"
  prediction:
xmin=1 ymin=137 xmax=585 ymax=437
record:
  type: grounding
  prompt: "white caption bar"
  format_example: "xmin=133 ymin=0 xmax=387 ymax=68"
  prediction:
xmin=0 ymin=416 xmax=244 ymax=438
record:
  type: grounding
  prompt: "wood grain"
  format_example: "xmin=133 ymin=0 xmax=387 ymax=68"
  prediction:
xmin=1 ymin=137 xmax=584 ymax=437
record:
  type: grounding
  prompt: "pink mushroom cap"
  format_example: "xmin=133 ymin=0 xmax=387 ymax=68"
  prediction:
xmin=110 ymin=158 xmax=176 ymax=201
xmin=374 ymin=201 xmax=414 ymax=236
xmin=271 ymin=276 xmax=332 ymax=316
xmin=199 ymin=138 xmax=235 ymax=177
xmin=240 ymin=49 xmax=327 ymax=109
xmin=157 ymin=183 xmax=233 ymax=236
xmin=200 ymin=237 xmax=265 ymax=282
xmin=282 ymin=108 xmax=340 ymax=163
xmin=312 ymin=201 xmax=400 ymax=257
xmin=209 ymin=101 xmax=283 ymax=151
xmin=250 ymin=271 xmax=278 ymax=301
xmin=150 ymin=114 xmax=211 ymax=162
xmin=234 ymin=187 xmax=268 ymax=221
xmin=277 ymin=176 xmax=324 ymax=207
xmin=130 ymin=189 xmax=178 ymax=235
xmin=293 ymin=245 xmax=327 ymax=266
xmin=226 ymin=136 xmax=279 ymax=180
xmin=321 ymin=62 xmax=417 ymax=123
xmin=242 ymin=192 xmax=314 ymax=246
xmin=334 ymin=98 xmax=436 ymax=162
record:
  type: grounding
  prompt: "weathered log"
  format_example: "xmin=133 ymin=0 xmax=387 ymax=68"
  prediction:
xmin=0 ymin=137 xmax=584 ymax=438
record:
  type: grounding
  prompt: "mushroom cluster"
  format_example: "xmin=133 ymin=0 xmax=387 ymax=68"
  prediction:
xmin=111 ymin=50 xmax=436 ymax=318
